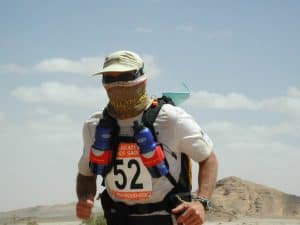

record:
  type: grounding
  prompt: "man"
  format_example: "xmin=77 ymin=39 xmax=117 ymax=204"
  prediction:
xmin=76 ymin=50 xmax=218 ymax=225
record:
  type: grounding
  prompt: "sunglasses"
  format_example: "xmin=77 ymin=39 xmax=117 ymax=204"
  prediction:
xmin=102 ymin=69 xmax=144 ymax=84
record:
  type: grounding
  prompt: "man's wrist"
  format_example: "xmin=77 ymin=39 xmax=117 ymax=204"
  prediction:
xmin=192 ymin=196 xmax=212 ymax=211
xmin=76 ymin=173 xmax=97 ymax=200
xmin=78 ymin=193 xmax=94 ymax=201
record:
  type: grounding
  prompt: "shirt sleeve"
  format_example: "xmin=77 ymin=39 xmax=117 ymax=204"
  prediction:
xmin=174 ymin=106 xmax=213 ymax=162
xmin=78 ymin=112 xmax=101 ymax=176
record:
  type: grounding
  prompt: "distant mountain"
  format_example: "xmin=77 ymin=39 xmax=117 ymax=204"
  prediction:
xmin=0 ymin=202 xmax=79 ymax=224
xmin=1 ymin=177 xmax=299 ymax=224
xmin=208 ymin=176 xmax=300 ymax=220
xmin=0 ymin=202 xmax=102 ymax=224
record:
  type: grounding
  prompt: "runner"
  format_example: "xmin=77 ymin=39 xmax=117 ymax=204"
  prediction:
xmin=76 ymin=50 xmax=218 ymax=225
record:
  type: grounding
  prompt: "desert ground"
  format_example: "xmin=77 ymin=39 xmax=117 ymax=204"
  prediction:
xmin=10 ymin=217 xmax=300 ymax=225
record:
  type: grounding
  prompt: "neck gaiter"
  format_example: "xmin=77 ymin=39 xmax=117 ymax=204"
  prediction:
xmin=105 ymin=81 xmax=151 ymax=119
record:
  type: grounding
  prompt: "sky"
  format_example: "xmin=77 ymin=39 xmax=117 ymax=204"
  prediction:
xmin=0 ymin=0 xmax=300 ymax=212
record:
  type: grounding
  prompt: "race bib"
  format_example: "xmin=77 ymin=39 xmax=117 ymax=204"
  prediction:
xmin=105 ymin=143 xmax=153 ymax=201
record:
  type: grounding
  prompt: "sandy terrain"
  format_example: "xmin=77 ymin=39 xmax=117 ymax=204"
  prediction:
xmin=206 ymin=218 xmax=300 ymax=225
xmin=11 ymin=218 xmax=300 ymax=225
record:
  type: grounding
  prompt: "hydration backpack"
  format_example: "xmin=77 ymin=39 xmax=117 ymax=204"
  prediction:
xmin=93 ymin=96 xmax=193 ymax=216
xmin=93 ymin=95 xmax=192 ymax=195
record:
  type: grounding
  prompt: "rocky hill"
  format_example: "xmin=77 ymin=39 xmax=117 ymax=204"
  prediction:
xmin=208 ymin=176 xmax=300 ymax=220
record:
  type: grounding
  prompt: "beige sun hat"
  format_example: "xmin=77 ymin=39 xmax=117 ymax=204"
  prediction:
xmin=93 ymin=50 xmax=144 ymax=75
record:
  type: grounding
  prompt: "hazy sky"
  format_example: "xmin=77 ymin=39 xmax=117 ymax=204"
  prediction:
xmin=1 ymin=0 xmax=300 ymax=212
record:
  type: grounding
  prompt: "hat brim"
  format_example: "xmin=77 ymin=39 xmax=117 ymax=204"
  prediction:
xmin=93 ymin=64 xmax=138 ymax=76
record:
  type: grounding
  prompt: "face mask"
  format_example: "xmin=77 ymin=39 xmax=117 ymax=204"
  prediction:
xmin=105 ymin=81 xmax=151 ymax=119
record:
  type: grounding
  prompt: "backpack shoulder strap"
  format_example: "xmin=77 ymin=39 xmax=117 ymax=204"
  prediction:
xmin=142 ymin=96 xmax=192 ymax=192
xmin=100 ymin=108 xmax=120 ymax=183
xmin=142 ymin=96 xmax=175 ymax=141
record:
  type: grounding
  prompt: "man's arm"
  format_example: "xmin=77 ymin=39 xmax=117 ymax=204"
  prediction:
xmin=76 ymin=173 xmax=97 ymax=220
xmin=172 ymin=152 xmax=218 ymax=225
xmin=197 ymin=151 xmax=218 ymax=198
xmin=76 ymin=173 xmax=97 ymax=199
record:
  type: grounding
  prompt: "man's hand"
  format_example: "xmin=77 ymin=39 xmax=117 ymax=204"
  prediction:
xmin=172 ymin=201 xmax=206 ymax=225
xmin=76 ymin=197 xmax=94 ymax=220
xmin=76 ymin=173 xmax=97 ymax=220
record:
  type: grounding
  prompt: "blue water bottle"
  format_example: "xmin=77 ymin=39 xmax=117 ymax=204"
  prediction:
xmin=133 ymin=121 xmax=168 ymax=178
xmin=89 ymin=118 xmax=113 ymax=176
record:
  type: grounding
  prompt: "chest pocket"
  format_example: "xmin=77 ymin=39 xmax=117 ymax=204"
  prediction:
xmin=105 ymin=141 xmax=153 ymax=201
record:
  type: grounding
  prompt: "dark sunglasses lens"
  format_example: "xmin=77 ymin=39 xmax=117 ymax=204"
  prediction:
xmin=102 ymin=72 xmax=140 ymax=84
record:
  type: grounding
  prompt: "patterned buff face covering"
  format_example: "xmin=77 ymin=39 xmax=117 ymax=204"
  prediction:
xmin=105 ymin=81 xmax=151 ymax=119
